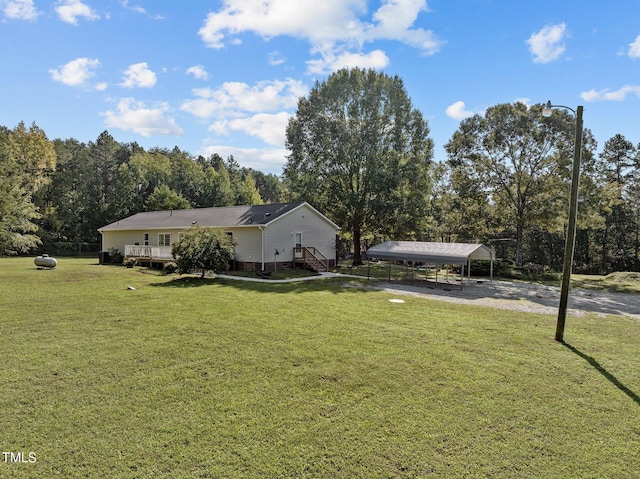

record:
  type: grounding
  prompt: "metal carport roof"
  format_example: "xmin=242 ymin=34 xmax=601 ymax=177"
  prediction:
xmin=366 ymin=241 xmax=495 ymax=265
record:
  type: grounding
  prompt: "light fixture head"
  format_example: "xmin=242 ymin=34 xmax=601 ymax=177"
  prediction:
xmin=542 ymin=100 xmax=553 ymax=117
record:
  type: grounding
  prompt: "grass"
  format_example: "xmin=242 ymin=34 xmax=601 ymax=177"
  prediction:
xmin=510 ymin=272 xmax=640 ymax=294
xmin=1 ymin=257 xmax=639 ymax=478
xmin=570 ymin=272 xmax=640 ymax=294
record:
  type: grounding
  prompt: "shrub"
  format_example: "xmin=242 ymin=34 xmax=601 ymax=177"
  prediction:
xmin=163 ymin=262 xmax=178 ymax=274
xmin=470 ymin=258 xmax=518 ymax=277
xmin=171 ymin=227 xmax=235 ymax=278
xmin=109 ymin=248 xmax=123 ymax=264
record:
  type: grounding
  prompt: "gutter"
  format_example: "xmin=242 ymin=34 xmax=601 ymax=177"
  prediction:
xmin=259 ymin=225 xmax=265 ymax=271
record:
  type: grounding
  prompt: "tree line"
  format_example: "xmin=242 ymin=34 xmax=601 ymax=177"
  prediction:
xmin=1 ymin=124 xmax=284 ymax=256
xmin=2 ymin=68 xmax=639 ymax=274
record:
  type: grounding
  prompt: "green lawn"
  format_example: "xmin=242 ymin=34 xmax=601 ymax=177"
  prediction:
xmin=1 ymin=257 xmax=639 ymax=478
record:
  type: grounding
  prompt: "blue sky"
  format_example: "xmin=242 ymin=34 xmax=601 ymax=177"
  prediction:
xmin=1 ymin=0 xmax=639 ymax=174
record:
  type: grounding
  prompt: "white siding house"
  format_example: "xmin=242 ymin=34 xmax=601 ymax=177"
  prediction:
xmin=98 ymin=202 xmax=340 ymax=272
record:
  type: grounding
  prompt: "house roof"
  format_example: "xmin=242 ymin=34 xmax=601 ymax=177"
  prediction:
xmin=98 ymin=202 xmax=340 ymax=232
xmin=366 ymin=241 xmax=495 ymax=265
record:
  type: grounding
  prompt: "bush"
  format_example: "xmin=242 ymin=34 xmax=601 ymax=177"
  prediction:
xmin=163 ymin=262 xmax=178 ymax=274
xmin=540 ymin=272 xmax=560 ymax=281
xmin=171 ymin=227 xmax=235 ymax=277
xmin=470 ymin=259 xmax=518 ymax=277
xmin=109 ymin=248 xmax=123 ymax=264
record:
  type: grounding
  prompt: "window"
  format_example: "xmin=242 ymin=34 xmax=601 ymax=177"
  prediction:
xmin=159 ymin=233 xmax=171 ymax=247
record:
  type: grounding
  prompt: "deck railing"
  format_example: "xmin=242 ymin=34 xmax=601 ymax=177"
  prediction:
xmin=125 ymin=245 xmax=173 ymax=260
xmin=294 ymin=246 xmax=329 ymax=272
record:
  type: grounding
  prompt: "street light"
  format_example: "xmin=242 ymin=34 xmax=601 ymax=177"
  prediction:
xmin=542 ymin=100 xmax=584 ymax=343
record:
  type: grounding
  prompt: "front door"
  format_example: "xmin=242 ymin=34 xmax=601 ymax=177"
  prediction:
xmin=294 ymin=232 xmax=303 ymax=258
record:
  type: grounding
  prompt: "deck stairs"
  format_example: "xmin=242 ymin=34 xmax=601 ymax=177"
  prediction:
xmin=295 ymin=247 xmax=329 ymax=272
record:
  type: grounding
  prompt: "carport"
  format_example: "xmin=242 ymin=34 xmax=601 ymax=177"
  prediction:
xmin=365 ymin=241 xmax=495 ymax=289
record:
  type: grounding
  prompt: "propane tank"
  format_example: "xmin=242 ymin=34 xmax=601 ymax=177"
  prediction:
xmin=34 ymin=254 xmax=57 ymax=269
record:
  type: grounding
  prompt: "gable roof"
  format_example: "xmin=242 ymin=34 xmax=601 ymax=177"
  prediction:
xmin=98 ymin=202 xmax=340 ymax=232
xmin=366 ymin=241 xmax=495 ymax=265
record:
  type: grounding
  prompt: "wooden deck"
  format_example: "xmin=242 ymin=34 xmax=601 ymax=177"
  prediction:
xmin=124 ymin=245 xmax=173 ymax=264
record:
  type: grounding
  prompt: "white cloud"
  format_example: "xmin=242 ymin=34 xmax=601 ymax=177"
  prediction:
xmin=182 ymin=78 xmax=306 ymax=151
xmin=629 ymin=35 xmax=640 ymax=58
xmin=55 ymin=0 xmax=99 ymax=25
xmin=119 ymin=0 xmax=164 ymax=20
xmin=119 ymin=62 xmax=157 ymax=88
xmin=526 ymin=23 xmax=567 ymax=64
xmin=306 ymin=49 xmax=389 ymax=75
xmin=186 ymin=65 xmax=209 ymax=80
xmin=181 ymin=78 xmax=307 ymax=119
xmin=3 ymin=0 xmax=40 ymax=20
xmin=49 ymin=57 xmax=100 ymax=87
xmin=580 ymin=85 xmax=640 ymax=102
xmin=366 ymin=0 xmax=440 ymax=53
xmin=103 ymin=98 xmax=183 ymax=137
xmin=210 ymin=112 xmax=291 ymax=146
xmin=198 ymin=0 xmax=366 ymax=49
xmin=445 ymin=101 xmax=474 ymax=120
xmin=200 ymin=144 xmax=288 ymax=173
xmin=119 ymin=0 xmax=145 ymax=14
xmin=268 ymin=51 xmax=286 ymax=66
xmin=197 ymin=0 xmax=442 ymax=74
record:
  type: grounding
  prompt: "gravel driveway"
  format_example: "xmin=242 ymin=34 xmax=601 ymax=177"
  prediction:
xmin=361 ymin=277 xmax=640 ymax=319
xmin=218 ymin=271 xmax=640 ymax=319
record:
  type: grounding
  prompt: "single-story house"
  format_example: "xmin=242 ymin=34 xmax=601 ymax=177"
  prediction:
xmin=98 ymin=202 xmax=340 ymax=272
xmin=366 ymin=241 xmax=496 ymax=287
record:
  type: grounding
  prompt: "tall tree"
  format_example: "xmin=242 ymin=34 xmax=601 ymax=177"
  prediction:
xmin=85 ymin=131 xmax=131 ymax=241
xmin=126 ymin=149 xmax=172 ymax=210
xmin=284 ymin=68 xmax=433 ymax=265
xmin=39 ymin=138 xmax=89 ymax=248
xmin=445 ymin=102 xmax=595 ymax=266
xmin=236 ymin=171 xmax=263 ymax=205
xmin=250 ymin=170 xmax=286 ymax=203
xmin=201 ymin=165 xmax=235 ymax=207
xmin=147 ymin=184 xmax=191 ymax=211
xmin=0 ymin=122 xmax=56 ymax=254
xmin=593 ymin=134 xmax=637 ymax=271
xmin=165 ymin=147 xmax=206 ymax=207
